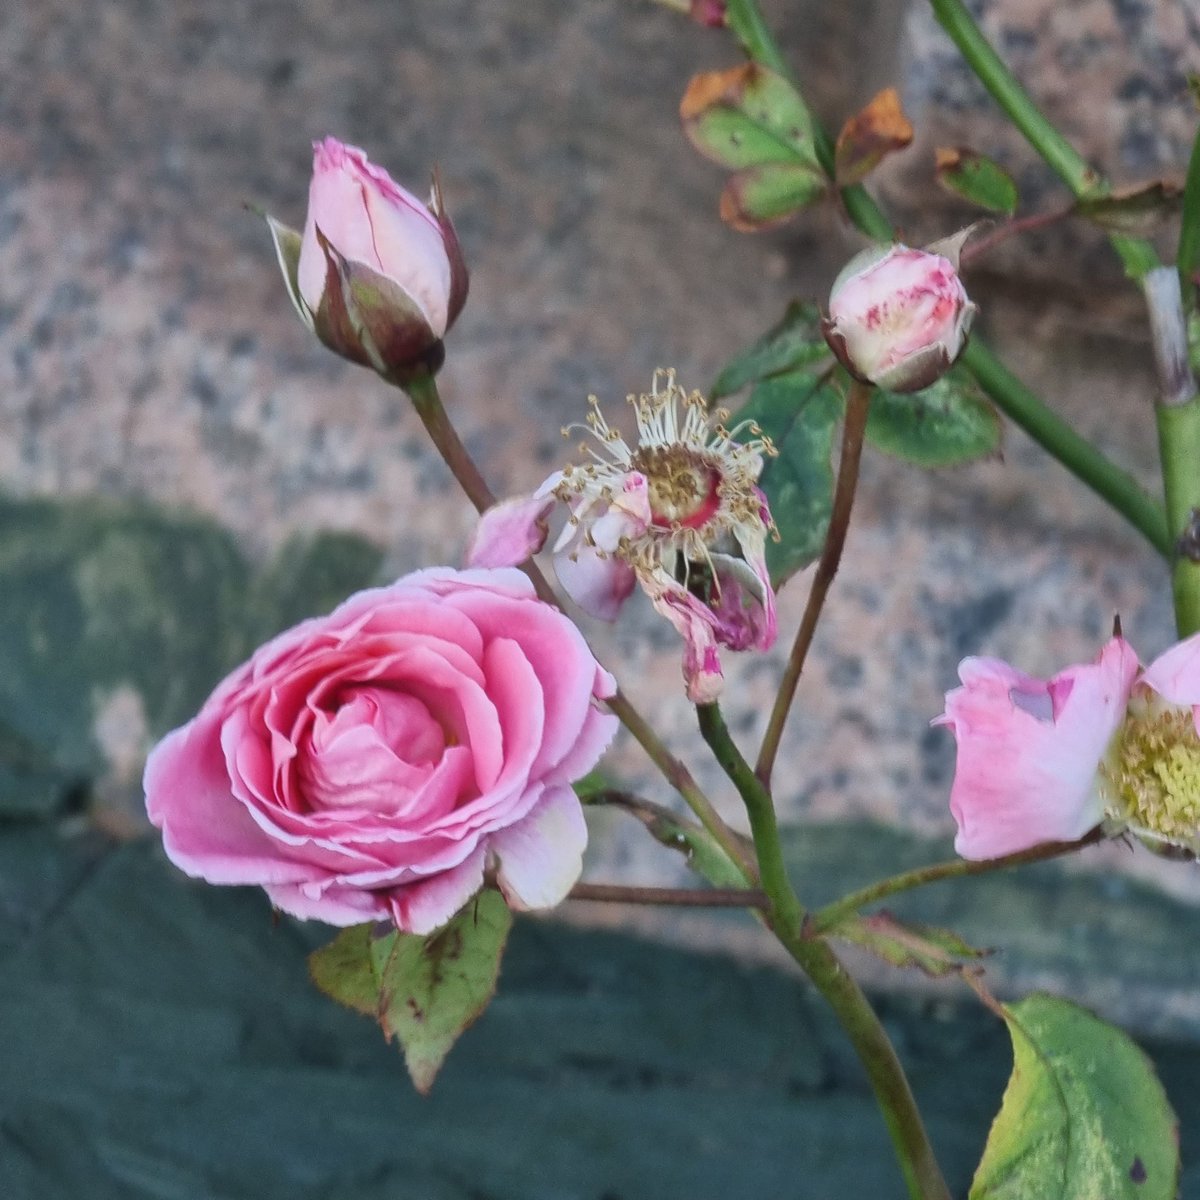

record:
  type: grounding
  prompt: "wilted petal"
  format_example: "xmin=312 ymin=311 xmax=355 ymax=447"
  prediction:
xmin=467 ymin=473 xmax=563 ymax=569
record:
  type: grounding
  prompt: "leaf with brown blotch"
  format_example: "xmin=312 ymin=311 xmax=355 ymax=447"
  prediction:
xmin=834 ymin=87 xmax=914 ymax=187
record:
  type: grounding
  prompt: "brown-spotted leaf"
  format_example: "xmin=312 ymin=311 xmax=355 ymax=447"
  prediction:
xmin=935 ymin=147 xmax=1019 ymax=215
xmin=1075 ymin=181 xmax=1183 ymax=236
xmin=309 ymin=891 xmax=513 ymax=1094
xmin=834 ymin=87 xmax=914 ymax=187
xmin=719 ymin=162 xmax=828 ymax=231
xmin=681 ymin=63 xmax=820 ymax=171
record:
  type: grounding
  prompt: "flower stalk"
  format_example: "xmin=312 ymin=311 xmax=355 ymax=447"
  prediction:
xmin=698 ymin=702 xmax=950 ymax=1200
xmin=757 ymin=378 xmax=872 ymax=787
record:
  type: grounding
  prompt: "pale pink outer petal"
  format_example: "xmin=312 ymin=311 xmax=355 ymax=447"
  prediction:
xmin=553 ymin=543 xmax=637 ymax=621
xmin=387 ymin=847 xmax=488 ymax=936
xmin=489 ymin=785 xmax=587 ymax=910
xmin=297 ymin=138 xmax=450 ymax=331
xmin=1140 ymin=630 xmax=1200 ymax=732
xmin=935 ymin=637 xmax=1139 ymax=859
xmin=263 ymin=879 xmax=390 ymax=927
xmin=466 ymin=474 xmax=563 ymax=569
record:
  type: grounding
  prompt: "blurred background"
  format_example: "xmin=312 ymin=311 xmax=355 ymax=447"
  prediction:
xmin=2 ymin=1 xmax=1199 ymax=1196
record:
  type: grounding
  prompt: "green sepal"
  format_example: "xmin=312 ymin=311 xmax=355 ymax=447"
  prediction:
xmin=971 ymin=994 xmax=1179 ymax=1200
xmin=309 ymin=891 xmax=513 ymax=1095
xmin=260 ymin=212 xmax=313 ymax=329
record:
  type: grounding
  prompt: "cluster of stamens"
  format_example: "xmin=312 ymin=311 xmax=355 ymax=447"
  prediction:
xmin=555 ymin=369 xmax=776 ymax=575
xmin=1101 ymin=692 xmax=1200 ymax=855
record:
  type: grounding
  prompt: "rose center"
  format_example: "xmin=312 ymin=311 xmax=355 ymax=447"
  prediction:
xmin=632 ymin=445 xmax=721 ymax=529
xmin=1100 ymin=694 xmax=1200 ymax=850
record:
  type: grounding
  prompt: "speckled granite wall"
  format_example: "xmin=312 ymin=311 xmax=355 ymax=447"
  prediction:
xmin=1 ymin=0 xmax=1195 ymax=924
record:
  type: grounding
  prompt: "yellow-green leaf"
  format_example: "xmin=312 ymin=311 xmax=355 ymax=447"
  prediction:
xmin=935 ymin=147 xmax=1019 ymax=216
xmin=971 ymin=994 xmax=1178 ymax=1200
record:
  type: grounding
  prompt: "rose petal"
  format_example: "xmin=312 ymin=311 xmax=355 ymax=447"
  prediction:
xmin=489 ymin=785 xmax=587 ymax=910
xmin=388 ymin=847 xmax=488 ymax=935
xmin=936 ymin=638 xmax=1139 ymax=858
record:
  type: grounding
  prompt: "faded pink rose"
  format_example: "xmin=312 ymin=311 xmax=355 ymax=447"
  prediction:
xmin=466 ymin=370 xmax=776 ymax=703
xmin=145 ymin=567 xmax=617 ymax=934
xmin=265 ymin=137 xmax=468 ymax=378
xmin=934 ymin=637 xmax=1139 ymax=859
xmin=822 ymin=243 xmax=975 ymax=393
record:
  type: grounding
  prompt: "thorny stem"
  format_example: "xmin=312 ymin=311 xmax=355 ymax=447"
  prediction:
xmin=811 ymin=830 xmax=1104 ymax=934
xmin=698 ymin=702 xmax=950 ymax=1200
xmin=756 ymin=378 xmax=871 ymax=788
xmin=401 ymin=372 xmax=753 ymax=876
xmin=569 ymin=882 xmax=767 ymax=907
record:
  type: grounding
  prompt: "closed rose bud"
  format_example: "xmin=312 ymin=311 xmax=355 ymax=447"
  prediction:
xmin=822 ymin=243 xmax=975 ymax=394
xmin=264 ymin=137 xmax=468 ymax=381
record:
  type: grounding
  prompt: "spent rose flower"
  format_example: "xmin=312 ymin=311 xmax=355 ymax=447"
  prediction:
xmin=467 ymin=369 xmax=777 ymax=704
xmin=264 ymin=137 xmax=469 ymax=380
xmin=937 ymin=630 xmax=1200 ymax=860
xmin=144 ymin=567 xmax=617 ymax=935
xmin=822 ymin=241 xmax=976 ymax=393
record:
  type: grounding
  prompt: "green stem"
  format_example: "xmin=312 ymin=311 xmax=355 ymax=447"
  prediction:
xmin=1144 ymin=265 xmax=1200 ymax=635
xmin=811 ymin=830 xmax=1102 ymax=934
xmin=707 ymin=396 xmax=952 ymax=1182
xmin=697 ymin=703 xmax=950 ymax=1200
xmin=757 ymin=379 xmax=871 ymax=788
xmin=402 ymin=372 xmax=752 ymax=869
xmin=928 ymin=0 xmax=1159 ymax=281
xmin=1179 ymin=118 xmax=1200 ymax=302
xmin=961 ymin=340 xmax=1172 ymax=557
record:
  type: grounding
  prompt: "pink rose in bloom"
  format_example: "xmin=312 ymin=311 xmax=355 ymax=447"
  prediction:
xmin=145 ymin=568 xmax=617 ymax=935
xmin=935 ymin=637 xmax=1139 ymax=859
xmin=823 ymin=243 xmax=975 ymax=393
xmin=938 ymin=630 xmax=1200 ymax=860
xmin=265 ymin=137 xmax=468 ymax=379
xmin=466 ymin=370 xmax=777 ymax=703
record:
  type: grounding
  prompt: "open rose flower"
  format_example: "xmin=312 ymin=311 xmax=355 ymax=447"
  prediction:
xmin=466 ymin=369 xmax=777 ymax=704
xmin=264 ymin=137 xmax=469 ymax=380
xmin=822 ymin=240 xmax=975 ymax=393
xmin=934 ymin=636 xmax=1139 ymax=859
xmin=145 ymin=567 xmax=617 ymax=934
xmin=937 ymin=630 xmax=1200 ymax=860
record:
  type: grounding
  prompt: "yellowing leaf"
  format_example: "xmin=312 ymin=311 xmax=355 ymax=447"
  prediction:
xmin=834 ymin=87 xmax=914 ymax=187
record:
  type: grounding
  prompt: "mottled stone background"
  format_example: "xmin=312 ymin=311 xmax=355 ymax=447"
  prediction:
xmin=2 ymin=0 xmax=1199 ymax=986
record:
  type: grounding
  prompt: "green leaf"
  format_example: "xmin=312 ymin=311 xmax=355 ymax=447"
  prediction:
xmin=971 ymin=993 xmax=1179 ymax=1200
xmin=865 ymin=368 xmax=1002 ymax=467
xmin=829 ymin=911 xmax=989 ymax=978
xmin=600 ymin=794 xmax=752 ymax=890
xmin=1189 ymin=310 xmax=1200 ymax=375
xmin=935 ymin=147 xmax=1019 ymax=216
xmin=720 ymin=162 xmax=828 ymax=231
xmin=711 ymin=301 xmax=832 ymax=400
xmin=1075 ymin=181 xmax=1183 ymax=237
xmin=733 ymin=371 xmax=841 ymax=587
xmin=681 ymin=63 xmax=821 ymax=171
xmin=309 ymin=891 xmax=513 ymax=1094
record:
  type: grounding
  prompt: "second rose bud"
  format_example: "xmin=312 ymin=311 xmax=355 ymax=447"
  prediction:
xmin=265 ymin=137 xmax=469 ymax=382
xmin=822 ymin=241 xmax=976 ymax=394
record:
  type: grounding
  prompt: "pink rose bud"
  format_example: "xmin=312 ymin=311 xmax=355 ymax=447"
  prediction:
xmin=822 ymin=243 xmax=976 ymax=393
xmin=264 ymin=137 xmax=468 ymax=381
